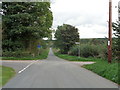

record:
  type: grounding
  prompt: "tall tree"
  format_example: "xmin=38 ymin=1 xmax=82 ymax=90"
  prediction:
xmin=2 ymin=2 xmax=53 ymax=51
xmin=112 ymin=21 xmax=120 ymax=60
xmin=55 ymin=24 xmax=79 ymax=54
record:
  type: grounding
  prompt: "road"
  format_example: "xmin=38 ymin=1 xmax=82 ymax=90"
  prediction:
xmin=2 ymin=48 xmax=118 ymax=88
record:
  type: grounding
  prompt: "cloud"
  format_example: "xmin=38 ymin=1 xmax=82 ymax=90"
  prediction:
xmin=51 ymin=0 xmax=119 ymax=38
xmin=76 ymin=24 xmax=108 ymax=38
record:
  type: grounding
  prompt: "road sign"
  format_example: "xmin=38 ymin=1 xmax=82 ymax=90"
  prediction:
xmin=108 ymin=41 xmax=110 ymax=46
xmin=37 ymin=45 xmax=41 ymax=48
xmin=75 ymin=42 xmax=80 ymax=44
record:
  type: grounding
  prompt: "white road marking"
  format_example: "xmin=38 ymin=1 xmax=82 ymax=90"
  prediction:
xmin=18 ymin=60 xmax=39 ymax=74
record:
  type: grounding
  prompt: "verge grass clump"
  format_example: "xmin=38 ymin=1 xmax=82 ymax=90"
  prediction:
xmin=83 ymin=61 xmax=119 ymax=84
xmin=0 ymin=66 xmax=15 ymax=87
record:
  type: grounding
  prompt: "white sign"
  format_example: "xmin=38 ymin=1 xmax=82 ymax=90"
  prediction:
xmin=108 ymin=41 xmax=110 ymax=46
xmin=75 ymin=42 xmax=80 ymax=44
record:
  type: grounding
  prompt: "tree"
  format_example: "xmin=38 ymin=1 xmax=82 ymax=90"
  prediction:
xmin=55 ymin=24 xmax=79 ymax=54
xmin=112 ymin=21 xmax=120 ymax=60
xmin=2 ymin=2 xmax=53 ymax=51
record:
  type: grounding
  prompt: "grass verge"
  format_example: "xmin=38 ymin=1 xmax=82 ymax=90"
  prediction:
xmin=0 ymin=66 xmax=16 ymax=87
xmin=83 ymin=61 xmax=119 ymax=84
xmin=54 ymin=51 xmax=97 ymax=62
xmin=2 ymin=49 xmax=49 ymax=60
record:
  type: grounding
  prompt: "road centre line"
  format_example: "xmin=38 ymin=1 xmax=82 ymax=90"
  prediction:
xmin=18 ymin=60 xmax=39 ymax=74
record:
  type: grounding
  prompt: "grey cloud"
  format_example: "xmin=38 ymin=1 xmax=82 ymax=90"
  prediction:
xmin=52 ymin=11 xmax=107 ymax=28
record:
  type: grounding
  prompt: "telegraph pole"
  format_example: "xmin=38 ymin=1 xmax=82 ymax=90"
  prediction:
xmin=108 ymin=0 xmax=112 ymax=63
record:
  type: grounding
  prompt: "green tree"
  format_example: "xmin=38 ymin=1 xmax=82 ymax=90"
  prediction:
xmin=55 ymin=24 xmax=79 ymax=54
xmin=112 ymin=21 xmax=120 ymax=60
xmin=2 ymin=2 xmax=53 ymax=51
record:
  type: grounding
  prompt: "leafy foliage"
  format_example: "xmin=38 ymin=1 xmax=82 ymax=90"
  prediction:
xmin=2 ymin=2 xmax=53 ymax=52
xmin=54 ymin=24 xmax=79 ymax=54
xmin=112 ymin=21 xmax=120 ymax=60
xmin=62 ymin=38 xmax=108 ymax=59
xmin=2 ymin=48 xmax=49 ymax=60
xmin=69 ymin=44 xmax=99 ymax=58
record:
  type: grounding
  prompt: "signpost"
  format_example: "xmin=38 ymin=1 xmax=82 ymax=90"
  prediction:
xmin=75 ymin=42 xmax=80 ymax=45
xmin=75 ymin=42 xmax=80 ymax=58
xmin=37 ymin=44 xmax=41 ymax=55
xmin=37 ymin=45 xmax=41 ymax=48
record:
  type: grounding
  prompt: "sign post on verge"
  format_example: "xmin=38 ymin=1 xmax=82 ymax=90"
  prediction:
xmin=37 ymin=44 xmax=41 ymax=55
xmin=75 ymin=42 xmax=80 ymax=58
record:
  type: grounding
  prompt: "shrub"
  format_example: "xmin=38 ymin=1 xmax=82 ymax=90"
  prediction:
xmin=69 ymin=44 xmax=108 ymax=59
xmin=97 ymin=44 xmax=108 ymax=59
xmin=80 ymin=44 xmax=99 ymax=58
xmin=2 ymin=40 xmax=24 ymax=51
xmin=69 ymin=45 xmax=79 ymax=56
xmin=2 ymin=51 xmax=31 ymax=57
xmin=69 ymin=44 xmax=99 ymax=58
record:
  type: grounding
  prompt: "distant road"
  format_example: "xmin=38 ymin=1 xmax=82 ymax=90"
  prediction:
xmin=2 ymin=48 xmax=118 ymax=88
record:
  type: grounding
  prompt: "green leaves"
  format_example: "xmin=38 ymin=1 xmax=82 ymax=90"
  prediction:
xmin=112 ymin=21 xmax=120 ymax=60
xmin=2 ymin=2 xmax=53 ymax=51
xmin=2 ymin=2 xmax=53 ymax=38
xmin=113 ymin=22 xmax=120 ymax=36
xmin=55 ymin=24 xmax=79 ymax=54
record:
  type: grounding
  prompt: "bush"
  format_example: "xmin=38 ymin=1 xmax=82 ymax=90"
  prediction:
xmin=69 ymin=44 xmax=99 ymax=58
xmin=69 ymin=45 xmax=79 ymax=56
xmin=80 ymin=44 xmax=99 ymax=58
xmin=2 ymin=48 xmax=49 ymax=60
xmin=2 ymin=40 xmax=24 ymax=51
xmin=97 ymin=44 xmax=107 ymax=59
xmin=69 ymin=44 xmax=108 ymax=59
xmin=2 ymin=51 xmax=31 ymax=57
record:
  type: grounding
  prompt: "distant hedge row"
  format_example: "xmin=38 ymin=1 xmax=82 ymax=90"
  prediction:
xmin=69 ymin=44 xmax=107 ymax=59
xmin=2 ymin=48 xmax=45 ymax=57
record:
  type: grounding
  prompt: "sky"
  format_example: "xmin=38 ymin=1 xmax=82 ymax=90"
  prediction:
xmin=51 ymin=0 xmax=119 ymax=39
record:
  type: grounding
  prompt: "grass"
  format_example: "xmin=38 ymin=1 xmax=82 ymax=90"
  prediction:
xmin=54 ymin=52 xmax=98 ymax=62
xmin=83 ymin=61 xmax=119 ymax=84
xmin=0 ymin=66 xmax=16 ymax=87
xmin=2 ymin=48 xmax=49 ymax=60
xmin=53 ymin=49 xmax=119 ymax=84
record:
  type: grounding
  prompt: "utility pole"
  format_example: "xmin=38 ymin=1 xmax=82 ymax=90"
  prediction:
xmin=108 ymin=0 xmax=112 ymax=63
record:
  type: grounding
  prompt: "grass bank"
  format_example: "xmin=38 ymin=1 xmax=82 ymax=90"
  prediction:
xmin=2 ymin=48 xmax=49 ymax=60
xmin=83 ymin=61 xmax=119 ymax=84
xmin=0 ymin=66 xmax=16 ymax=87
xmin=54 ymin=51 xmax=97 ymax=62
xmin=53 ymin=49 xmax=119 ymax=84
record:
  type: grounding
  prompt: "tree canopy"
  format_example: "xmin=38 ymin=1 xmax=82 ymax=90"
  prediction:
xmin=2 ymin=2 xmax=53 ymax=51
xmin=112 ymin=21 xmax=120 ymax=60
xmin=55 ymin=24 xmax=79 ymax=54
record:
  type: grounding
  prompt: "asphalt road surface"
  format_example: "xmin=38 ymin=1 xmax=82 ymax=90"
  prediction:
xmin=2 ymin=48 xmax=118 ymax=88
